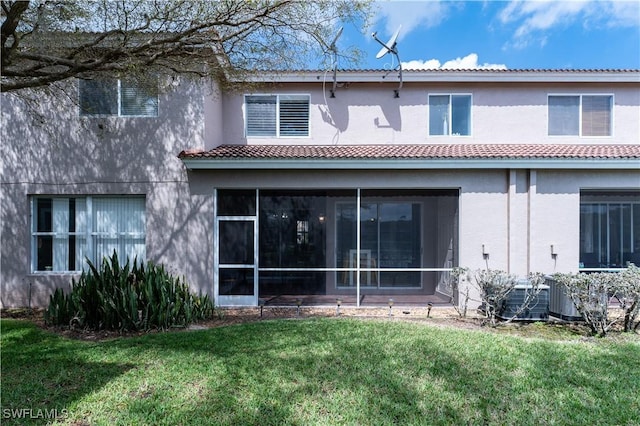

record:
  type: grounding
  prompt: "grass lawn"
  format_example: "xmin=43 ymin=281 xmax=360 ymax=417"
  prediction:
xmin=1 ymin=317 xmax=639 ymax=425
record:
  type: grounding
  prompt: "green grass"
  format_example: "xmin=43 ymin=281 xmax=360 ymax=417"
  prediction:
xmin=1 ymin=318 xmax=639 ymax=425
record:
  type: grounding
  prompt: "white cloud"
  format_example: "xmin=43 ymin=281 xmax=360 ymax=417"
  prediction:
xmin=601 ymin=0 xmax=640 ymax=28
xmin=499 ymin=0 xmax=640 ymax=49
xmin=402 ymin=59 xmax=442 ymax=69
xmin=372 ymin=0 xmax=452 ymax=40
xmin=402 ymin=53 xmax=507 ymax=70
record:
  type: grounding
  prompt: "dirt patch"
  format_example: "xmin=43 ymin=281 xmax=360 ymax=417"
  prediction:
xmin=202 ymin=306 xmax=486 ymax=330
xmin=1 ymin=306 xmax=482 ymax=340
xmin=2 ymin=306 xmax=636 ymax=342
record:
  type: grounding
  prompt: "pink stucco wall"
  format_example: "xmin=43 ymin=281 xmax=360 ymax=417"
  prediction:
xmin=2 ymin=72 xmax=638 ymax=307
xmin=215 ymin=81 xmax=639 ymax=147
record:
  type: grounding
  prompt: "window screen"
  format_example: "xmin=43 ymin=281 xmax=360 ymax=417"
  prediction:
xmin=121 ymin=79 xmax=159 ymax=116
xmin=429 ymin=94 xmax=471 ymax=136
xmin=582 ymin=96 xmax=612 ymax=136
xmin=245 ymin=95 xmax=277 ymax=136
xmin=79 ymin=79 xmax=118 ymax=116
xmin=79 ymin=77 xmax=158 ymax=117
xmin=548 ymin=95 xmax=612 ymax=136
xmin=245 ymin=94 xmax=309 ymax=137
xmin=279 ymin=95 xmax=309 ymax=136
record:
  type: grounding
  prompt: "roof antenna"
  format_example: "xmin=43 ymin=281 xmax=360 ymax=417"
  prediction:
xmin=327 ymin=26 xmax=343 ymax=98
xmin=372 ymin=25 xmax=403 ymax=97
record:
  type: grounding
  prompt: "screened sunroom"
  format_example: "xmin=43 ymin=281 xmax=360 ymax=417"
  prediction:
xmin=214 ymin=188 xmax=458 ymax=307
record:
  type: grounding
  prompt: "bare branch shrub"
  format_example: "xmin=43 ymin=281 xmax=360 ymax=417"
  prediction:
xmin=554 ymin=272 xmax=617 ymax=337
xmin=614 ymin=263 xmax=640 ymax=333
xmin=449 ymin=267 xmax=471 ymax=318
xmin=499 ymin=272 xmax=546 ymax=325
xmin=473 ymin=269 xmax=519 ymax=327
xmin=450 ymin=268 xmax=547 ymax=326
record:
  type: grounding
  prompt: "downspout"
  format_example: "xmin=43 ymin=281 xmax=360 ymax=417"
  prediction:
xmin=508 ymin=170 xmax=516 ymax=274
xmin=356 ymin=188 xmax=361 ymax=307
xmin=528 ymin=170 xmax=537 ymax=274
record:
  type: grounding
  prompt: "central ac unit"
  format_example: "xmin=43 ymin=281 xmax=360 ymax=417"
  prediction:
xmin=547 ymin=276 xmax=582 ymax=321
xmin=497 ymin=279 xmax=549 ymax=321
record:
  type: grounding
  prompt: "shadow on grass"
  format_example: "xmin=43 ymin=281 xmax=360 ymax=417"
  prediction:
xmin=0 ymin=319 xmax=135 ymax=425
xmin=103 ymin=319 xmax=640 ymax=425
xmin=2 ymin=318 xmax=639 ymax=425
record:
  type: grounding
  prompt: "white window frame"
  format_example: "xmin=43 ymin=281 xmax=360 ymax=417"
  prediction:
xmin=244 ymin=94 xmax=310 ymax=138
xmin=79 ymin=77 xmax=159 ymax=117
xmin=547 ymin=94 xmax=614 ymax=137
xmin=428 ymin=93 xmax=473 ymax=137
xmin=30 ymin=196 xmax=146 ymax=273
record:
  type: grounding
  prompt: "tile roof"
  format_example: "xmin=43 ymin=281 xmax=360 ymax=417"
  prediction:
xmin=179 ymin=144 xmax=640 ymax=160
xmin=238 ymin=69 xmax=640 ymax=84
xmin=319 ymin=69 xmax=640 ymax=74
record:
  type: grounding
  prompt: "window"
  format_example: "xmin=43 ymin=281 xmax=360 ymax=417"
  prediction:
xmin=245 ymin=94 xmax=310 ymax=137
xmin=31 ymin=196 xmax=145 ymax=272
xmin=296 ymin=220 xmax=309 ymax=245
xmin=580 ymin=191 xmax=640 ymax=270
xmin=79 ymin=77 xmax=158 ymax=117
xmin=429 ymin=94 xmax=471 ymax=136
xmin=548 ymin=95 xmax=612 ymax=136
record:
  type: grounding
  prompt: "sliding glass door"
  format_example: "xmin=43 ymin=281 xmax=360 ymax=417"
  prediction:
xmin=337 ymin=200 xmax=422 ymax=288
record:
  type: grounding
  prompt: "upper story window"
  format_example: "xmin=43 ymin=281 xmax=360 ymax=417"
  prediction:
xmin=31 ymin=196 xmax=146 ymax=273
xmin=79 ymin=77 xmax=159 ymax=117
xmin=245 ymin=94 xmax=310 ymax=137
xmin=429 ymin=94 xmax=471 ymax=136
xmin=548 ymin=95 xmax=612 ymax=137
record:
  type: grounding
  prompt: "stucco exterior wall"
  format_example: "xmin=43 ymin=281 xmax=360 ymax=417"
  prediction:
xmin=531 ymin=169 xmax=640 ymax=275
xmin=0 ymin=79 xmax=218 ymax=307
xmin=218 ymin=82 xmax=640 ymax=147
xmin=2 ymin=73 xmax=638 ymax=308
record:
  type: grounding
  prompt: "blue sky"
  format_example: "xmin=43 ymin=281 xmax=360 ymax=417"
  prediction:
xmin=337 ymin=0 xmax=640 ymax=70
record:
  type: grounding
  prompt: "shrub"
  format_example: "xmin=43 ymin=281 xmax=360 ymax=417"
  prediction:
xmin=474 ymin=269 xmax=519 ymax=326
xmin=554 ymin=272 xmax=613 ymax=337
xmin=449 ymin=267 xmax=470 ymax=318
xmin=616 ymin=263 xmax=640 ymax=332
xmin=451 ymin=268 xmax=545 ymax=326
xmin=554 ymin=266 xmax=640 ymax=337
xmin=44 ymin=252 xmax=214 ymax=331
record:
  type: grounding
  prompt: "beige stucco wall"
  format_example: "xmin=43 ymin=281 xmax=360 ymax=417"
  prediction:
xmin=217 ymin=82 xmax=640 ymax=147
xmin=0 ymin=78 xmax=219 ymax=307
xmin=531 ymin=169 xmax=640 ymax=274
xmin=2 ymin=75 xmax=638 ymax=308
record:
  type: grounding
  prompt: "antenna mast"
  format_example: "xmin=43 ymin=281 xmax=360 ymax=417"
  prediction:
xmin=328 ymin=27 xmax=343 ymax=98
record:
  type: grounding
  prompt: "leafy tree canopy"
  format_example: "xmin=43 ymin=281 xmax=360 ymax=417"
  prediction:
xmin=1 ymin=0 xmax=372 ymax=92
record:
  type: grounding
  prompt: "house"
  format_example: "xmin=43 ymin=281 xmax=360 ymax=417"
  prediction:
xmin=1 ymin=69 xmax=639 ymax=308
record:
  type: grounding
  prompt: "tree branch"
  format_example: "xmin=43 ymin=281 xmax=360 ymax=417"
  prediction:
xmin=1 ymin=0 xmax=30 ymax=68
xmin=1 ymin=0 xmax=372 ymax=92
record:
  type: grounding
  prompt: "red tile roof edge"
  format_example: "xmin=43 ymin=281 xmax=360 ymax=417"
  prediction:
xmin=179 ymin=144 xmax=640 ymax=160
xmin=296 ymin=68 xmax=640 ymax=73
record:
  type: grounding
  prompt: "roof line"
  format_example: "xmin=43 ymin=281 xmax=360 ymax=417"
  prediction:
xmin=231 ymin=69 xmax=640 ymax=84
xmin=181 ymin=157 xmax=640 ymax=170
xmin=179 ymin=144 xmax=640 ymax=171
